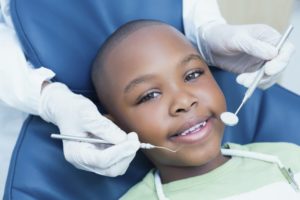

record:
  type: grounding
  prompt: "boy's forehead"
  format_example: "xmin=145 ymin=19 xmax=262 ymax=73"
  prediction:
xmin=106 ymin=25 xmax=191 ymax=67
xmin=101 ymin=24 xmax=197 ymax=92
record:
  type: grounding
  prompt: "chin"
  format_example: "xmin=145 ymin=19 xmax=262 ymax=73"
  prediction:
xmin=173 ymin=138 xmax=222 ymax=167
xmin=181 ymin=152 xmax=220 ymax=167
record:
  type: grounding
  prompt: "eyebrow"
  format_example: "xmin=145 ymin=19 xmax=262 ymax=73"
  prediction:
xmin=124 ymin=54 xmax=204 ymax=93
xmin=124 ymin=74 xmax=155 ymax=93
xmin=180 ymin=54 xmax=204 ymax=66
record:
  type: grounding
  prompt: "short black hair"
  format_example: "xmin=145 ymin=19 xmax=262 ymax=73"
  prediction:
xmin=91 ymin=19 xmax=168 ymax=111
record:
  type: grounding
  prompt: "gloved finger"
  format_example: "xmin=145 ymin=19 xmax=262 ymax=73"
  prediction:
xmin=91 ymin=153 xmax=137 ymax=177
xmin=74 ymin=132 xmax=140 ymax=169
xmin=261 ymin=70 xmax=283 ymax=89
xmin=236 ymin=70 xmax=280 ymax=89
xmin=63 ymin=140 xmax=137 ymax=177
xmin=249 ymin=24 xmax=281 ymax=45
xmin=234 ymin=34 xmax=278 ymax=60
xmin=73 ymin=152 xmax=137 ymax=177
xmin=236 ymin=71 xmax=260 ymax=88
xmin=83 ymin=113 xmax=127 ymax=144
xmin=257 ymin=74 xmax=279 ymax=90
xmin=264 ymin=42 xmax=295 ymax=76
xmin=95 ymin=133 xmax=141 ymax=176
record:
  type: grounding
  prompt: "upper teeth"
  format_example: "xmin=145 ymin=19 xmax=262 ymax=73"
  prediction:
xmin=179 ymin=121 xmax=207 ymax=136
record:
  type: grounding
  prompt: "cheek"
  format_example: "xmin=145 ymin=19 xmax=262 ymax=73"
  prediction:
xmin=200 ymin=79 xmax=226 ymax=114
xmin=210 ymin=87 xmax=226 ymax=113
xmin=115 ymin=104 xmax=169 ymax=144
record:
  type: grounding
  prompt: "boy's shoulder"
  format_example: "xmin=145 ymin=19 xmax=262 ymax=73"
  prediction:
xmin=227 ymin=142 xmax=300 ymax=171
xmin=121 ymin=142 xmax=300 ymax=200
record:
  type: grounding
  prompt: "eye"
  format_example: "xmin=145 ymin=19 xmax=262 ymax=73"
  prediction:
xmin=137 ymin=90 xmax=161 ymax=104
xmin=184 ymin=69 xmax=204 ymax=82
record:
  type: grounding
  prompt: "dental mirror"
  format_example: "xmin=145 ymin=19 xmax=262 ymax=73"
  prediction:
xmin=220 ymin=112 xmax=239 ymax=126
xmin=221 ymin=25 xmax=293 ymax=127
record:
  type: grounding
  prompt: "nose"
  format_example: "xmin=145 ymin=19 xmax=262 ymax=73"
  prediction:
xmin=170 ymin=89 xmax=198 ymax=116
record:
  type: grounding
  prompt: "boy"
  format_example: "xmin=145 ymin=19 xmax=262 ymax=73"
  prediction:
xmin=92 ymin=20 xmax=300 ymax=199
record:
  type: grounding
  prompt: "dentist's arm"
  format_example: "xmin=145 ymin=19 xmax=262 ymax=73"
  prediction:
xmin=183 ymin=0 xmax=294 ymax=89
xmin=0 ymin=0 xmax=139 ymax=177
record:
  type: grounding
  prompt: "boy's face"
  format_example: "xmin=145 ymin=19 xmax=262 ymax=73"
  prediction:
xmin=98 ymin=25 xmax=226 ymax=169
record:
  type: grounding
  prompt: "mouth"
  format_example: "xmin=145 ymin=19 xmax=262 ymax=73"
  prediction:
xmin=169 ymin=117 xmax=212 ymax=144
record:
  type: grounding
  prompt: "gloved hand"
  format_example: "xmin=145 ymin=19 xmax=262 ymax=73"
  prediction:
xmin=197 ymin=23 xmax=295 ymax=89
xmin=39 ymin=82 xmax=140 ymax=177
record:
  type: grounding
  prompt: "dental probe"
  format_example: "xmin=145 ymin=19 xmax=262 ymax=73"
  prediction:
xmin=221 ymin=25 xmax=294 ymax=126
xmin=51 ymin=133 xmax=180 ymax=153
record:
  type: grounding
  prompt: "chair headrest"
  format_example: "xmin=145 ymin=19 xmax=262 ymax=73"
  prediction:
xmin=11 ymin=0 xmax=183 ymax=100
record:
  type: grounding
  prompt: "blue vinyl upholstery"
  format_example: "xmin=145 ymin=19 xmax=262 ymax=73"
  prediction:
xmin=4 ymin=0 xmax=300 ymax=199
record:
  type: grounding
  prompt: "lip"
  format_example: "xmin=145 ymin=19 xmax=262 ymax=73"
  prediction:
xmin=169 ymin=117 xmax=213 ymax=144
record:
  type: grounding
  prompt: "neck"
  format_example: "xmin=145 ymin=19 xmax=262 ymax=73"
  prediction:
xmin=157 ymin=151 xmax=230 ymax=184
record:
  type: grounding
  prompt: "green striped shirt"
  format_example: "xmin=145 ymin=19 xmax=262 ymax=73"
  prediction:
xmin=121 ymin=142 xmax=300 ymax=200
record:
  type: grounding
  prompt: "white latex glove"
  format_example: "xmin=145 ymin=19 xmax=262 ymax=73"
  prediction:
xmin=39 ymin=82 xmax=140 ymax=176
xmin=197 ymin=23 xmax=295 ymax=89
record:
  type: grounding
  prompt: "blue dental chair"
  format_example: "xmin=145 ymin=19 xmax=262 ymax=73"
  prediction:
xmin=4 ymin=0 xmax=300 ymax=199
